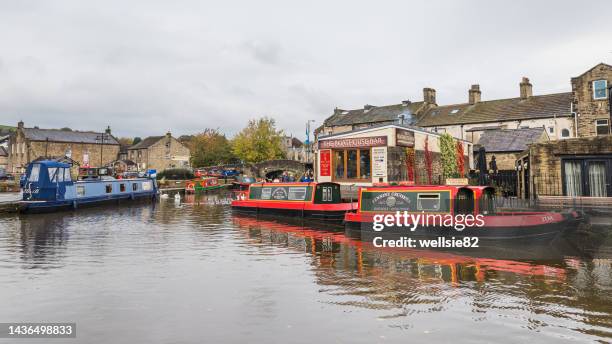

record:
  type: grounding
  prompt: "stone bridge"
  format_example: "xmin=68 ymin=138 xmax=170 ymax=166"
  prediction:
xmin=203 ymin=160 xmax=307 ymax=179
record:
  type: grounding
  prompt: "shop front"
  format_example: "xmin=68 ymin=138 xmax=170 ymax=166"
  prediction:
xmin=315 ymin=124 xmax=472 ymax=187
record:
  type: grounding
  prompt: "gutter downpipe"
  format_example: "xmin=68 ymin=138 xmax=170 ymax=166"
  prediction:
xmin=571 ymin=102 xmax=578 ymax=138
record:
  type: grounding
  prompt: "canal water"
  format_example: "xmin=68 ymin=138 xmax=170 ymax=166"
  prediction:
xmin=0 ymin=192 xmax=610 ymax=343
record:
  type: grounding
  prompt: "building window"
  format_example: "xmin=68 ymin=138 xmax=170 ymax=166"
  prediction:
xmin=596 ymin=119 xmax=609 ymax=136
xmin=593 ymin=79 xmax=608 ymax=100
xmin=332 ymin=149 xmax=372 ymax=181
xmin=563 ymin=158 xmax=610 ymax=197
xmin=548 ymin=127 xmax=554 ymax=134
xmin=561 ymin=128 xmax=570 ymax=138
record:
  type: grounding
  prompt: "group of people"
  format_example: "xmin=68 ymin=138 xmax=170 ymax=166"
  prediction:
xmin=270 ymin=169 xmax=314 ymax=183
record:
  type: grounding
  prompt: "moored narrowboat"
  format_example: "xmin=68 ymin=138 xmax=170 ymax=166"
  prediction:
xmin=345 ymin=185 xmax=582 ymax=242
xmin=185 ymin=177 xmax=226 ymax=193
xmin=20 ymin=160 xmax=158 ymax=213
xmin=231 ymin=182 xmax=358 ymax=223
xmin=231 ymin=175 xmax=257 ymax=190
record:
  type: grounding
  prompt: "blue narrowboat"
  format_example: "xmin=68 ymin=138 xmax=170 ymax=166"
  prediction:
xmin=20 ymin=160 xmax=158 ymax=213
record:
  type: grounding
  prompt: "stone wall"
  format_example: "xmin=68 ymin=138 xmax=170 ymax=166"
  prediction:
xmin=8 ymin=129 xmax=119 ymax=173
xmin=129 ymin=135 xmax=190 ymax=171
xmin=528 ymin=135 xmax=612 ymax=196
xmin=486 ymin=152 xmax=519 ymax=171
xmin=572 ymin=63 xmax=612 ymax=137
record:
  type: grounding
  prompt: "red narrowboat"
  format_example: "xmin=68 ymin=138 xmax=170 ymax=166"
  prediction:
xmin=344 ymin=185 xmax=582 ymax=242
xmin=231 ymin=182 xmax=358 ymax=223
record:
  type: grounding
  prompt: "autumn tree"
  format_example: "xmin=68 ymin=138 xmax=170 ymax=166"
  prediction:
xmin=117 ymin=137 xmax=133 ymax=146
xmin=232 ymin=117 xmax=285 ymax=163
xmin=190 ymin=129 xmax=236 ymax=167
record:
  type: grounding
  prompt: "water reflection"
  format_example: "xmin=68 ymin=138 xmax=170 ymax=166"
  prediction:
xmin=0 ymin=196 xmax=610 ymax=343
xmin=232 ymin=215 xmax=612 ymax=339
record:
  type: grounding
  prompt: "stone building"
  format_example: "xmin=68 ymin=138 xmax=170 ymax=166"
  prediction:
xmin=319 ymin=80 xmax=575 ymax=143
xmin=511 ymin=63 xmax=612 ymax=198
xmin=7 ymin=121 xmax=120 ymax=173
xmin=0 ymin=146 xmax=8 ymax=171
xmin=475 ymin=127 xmax=548 ymax=171
xmin=127 ymin=132 xmax=190 ymax=171
xmin=280 ymin=136 xmax=313 ymax=163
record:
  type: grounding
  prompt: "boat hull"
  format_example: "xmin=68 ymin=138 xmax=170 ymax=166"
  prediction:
xmin=344 ymin=212 xmax=582 ymax=242
xmin=20 ymin=191 xmax=157 ymax=213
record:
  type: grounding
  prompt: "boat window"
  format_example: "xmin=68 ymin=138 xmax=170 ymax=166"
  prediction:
xmin=417 ymin=193 xmax=440 ymax=211
xmin=322 ymin=187 xmax=333 ymax=202
xmin=142 ymin=181 xmax=152 ymax=191
xmin=132 ymin=183 xmax=138 ymax=191
xmin=48 ymin=167 xmax=58 ymax=182
xmin=64 ymin=168 xmax=72 ymax=182
xmin=455 ymin=189 xmax=474 ymax=215
xmin=77 ymin=185 xmax=85 ymax=197
xmin=57 ymin=168 xmax=64 ymax=182
xmin=106 ymin=184 xmax=113 ymax=193
xmin=120 ymin=183 xmax=126 ymax=192
xmin=28 ymin=164 xmax=41 ymax=182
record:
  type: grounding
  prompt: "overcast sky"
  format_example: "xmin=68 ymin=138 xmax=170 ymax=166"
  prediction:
xmin=0 ymin=0 xmax=611 ymax=139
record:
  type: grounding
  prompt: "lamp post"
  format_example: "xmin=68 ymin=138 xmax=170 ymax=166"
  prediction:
xmin=305 ymin=120 xmax=315 ymax=163
xmin=95 ymin=133 xmax=110 ymax=167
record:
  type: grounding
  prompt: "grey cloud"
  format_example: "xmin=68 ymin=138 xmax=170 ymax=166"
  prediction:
xmin=0 ymin=0 xmax=610 ymax=139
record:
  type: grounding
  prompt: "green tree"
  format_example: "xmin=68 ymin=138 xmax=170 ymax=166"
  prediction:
xmin=232 ymin=117 xmax=285 ymax=163
xmin=190 ymin=129 xmax=236 ymax=167
xmin=439 ymin=133 xmax=458 ymax=179
xmin=132 ymin=137 xmax=142 ymax=145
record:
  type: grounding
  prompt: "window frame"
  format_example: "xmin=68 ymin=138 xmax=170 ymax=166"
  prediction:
xmin=593 ymin=79 xmax=608 ymax=100
xmin=561 ymin=128 xmax=570 ymax=138
xmin=331 ymin=148 xmax=372 ymax=182
xmin=595 ymin=119 xmax=610 ymax=136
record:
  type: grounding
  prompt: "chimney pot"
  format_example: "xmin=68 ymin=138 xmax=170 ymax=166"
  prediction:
xmin=469 ymin=84 xmax=481 ymax=104
xmin=520 ymin=77 xmax=533 ymax=99
xmin=423 ymin=87 xmax=436 ymax=105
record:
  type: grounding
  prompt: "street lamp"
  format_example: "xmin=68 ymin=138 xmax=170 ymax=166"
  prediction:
xmin=95 ymin=133 xmax=111 ymax=167
xmin=305 ymin=120 xmax=315 ymax=163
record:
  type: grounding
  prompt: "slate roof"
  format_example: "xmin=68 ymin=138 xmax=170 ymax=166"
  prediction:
xmin=128 ymin=136 xmax=164 ymax=150
xmin=23 ymin=128 xmax=119 ymax=145
xmin=416 ymin=92 xmax=572 ymax=127
xmin=0 ymin=146 xmax=7 ymax=157
xmin=324 ymin=102 xmax=426 ymax=127
xmin=476 ymin=127 xmax=547 ymax=152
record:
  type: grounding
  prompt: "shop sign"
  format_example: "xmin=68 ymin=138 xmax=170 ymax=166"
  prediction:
xmin=318 ymin=136 xmax=387 ymax=149
xmin=319 ymin=150 xmax=331 ymax=177
xmin=396 ymin=129 xmax=415 ymax=147
xmin=372 ymin=147 xmax=387 ymax=177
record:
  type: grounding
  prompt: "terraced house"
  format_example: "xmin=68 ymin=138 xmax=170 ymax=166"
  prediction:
xmin=318 ymin=63 xmax=612 ymax=198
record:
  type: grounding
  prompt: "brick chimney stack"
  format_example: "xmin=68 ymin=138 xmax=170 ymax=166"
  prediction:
xmin=166 ymin=131 xmax=172 ymax=138
xmin=520 ymin=77 xmax=533 ymax=99
xmin=105 ymin=126 xmax=112 ymax=135
xmin=17 ymin=120 xmax=24 ymax=129
xmin=423 ymin=87 xmax=436 ymax=105
xmin=468 ymin=84 xmax=481 ymax=104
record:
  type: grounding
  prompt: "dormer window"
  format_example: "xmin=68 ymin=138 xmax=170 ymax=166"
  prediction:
xmin=593 ymin=80 xmax=607 ymax=100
